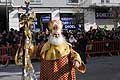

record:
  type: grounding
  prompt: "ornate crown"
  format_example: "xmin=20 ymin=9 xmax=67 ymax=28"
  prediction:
xmin=48 ymin=19 xmax=63 ymax=33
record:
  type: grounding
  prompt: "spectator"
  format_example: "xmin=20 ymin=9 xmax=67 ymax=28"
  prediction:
xmin=76 ymin=33 xmax=88 ymax=64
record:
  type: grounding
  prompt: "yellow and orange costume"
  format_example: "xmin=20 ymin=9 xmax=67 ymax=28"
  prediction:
xmin=39 ymin=19 xmax=86 ymax=80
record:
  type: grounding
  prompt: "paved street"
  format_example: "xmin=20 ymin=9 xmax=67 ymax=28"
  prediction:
xmin=0 ymin=56 xmax=120 ymax=80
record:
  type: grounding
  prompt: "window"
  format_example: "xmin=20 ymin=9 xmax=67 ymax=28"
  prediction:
xmin=60 ymin=13 xmax=84 ymax=30
xmin=106 ymin=0 xmax=110 ymax=3
xmin=68 ymin=0 xmax=79 ymax=4
xmin=101 ymin=0 xmax=104 ymax=3
xmin=0 ymin=0 xmax=12 ymax=3
xmin=30 ymin=0 xmax=41 ymax=2
xmin=80 ymin=0 xmax=83 ymax=2
xmin=30 ymin=0 xmax=42 ymax=4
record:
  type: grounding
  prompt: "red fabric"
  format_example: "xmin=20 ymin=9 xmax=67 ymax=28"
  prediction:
xmin=40 ymin=55 xmax=76 ymax=80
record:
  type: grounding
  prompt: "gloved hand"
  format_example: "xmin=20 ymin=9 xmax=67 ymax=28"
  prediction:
xmin=73 ymin=60 xmax=81 ymax=68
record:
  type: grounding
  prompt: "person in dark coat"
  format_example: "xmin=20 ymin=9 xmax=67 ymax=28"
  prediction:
xmin=76 ymin=33 xmax=88 ymax=64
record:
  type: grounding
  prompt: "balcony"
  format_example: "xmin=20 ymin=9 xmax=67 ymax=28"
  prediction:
xmin=30 ymin=0 xmax=42 ymax=5
xmin=0 ymin=0 xmax=12 ymax=6
xmin=90 ymin=0 xmax=120 ymax=7
xmin=67 ymin=0 xmax=80 ymax=5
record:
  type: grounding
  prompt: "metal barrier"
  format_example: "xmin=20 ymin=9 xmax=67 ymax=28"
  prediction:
xmin=86 ymin=40 xmax=120 ymax=57
xmin=0 ymin=46 xmax=12 ymax=56
xmin=0 ymin=40 xmax=120 ymax=60
xmin=0 ymin=44 xmax=40 ymax=61
xmin=0 ymin=45 xmax=18 ymax=60
xmin=0 ymin=46 xmax=13 ymax=67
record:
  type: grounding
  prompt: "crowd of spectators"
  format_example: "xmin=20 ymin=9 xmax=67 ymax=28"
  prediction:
xmin=0 ymin=26 xmax=120 ymax=62
xmin=0 ymin=26 xmax=120 ymax=47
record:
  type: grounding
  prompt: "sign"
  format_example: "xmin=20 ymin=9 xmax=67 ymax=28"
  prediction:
xmin=60 ymin=13 xmax=84 ymax=30
xmin=9 ymin=10 xmax=19 ymax=31
xmin=41 ymin=15 xmax=50 ymax=22
xmin=61 ymin=17 xmax=75 ymax=29
xmin=61 ymin=17 xmax=80 ymax=30
xmin=95 ymin=7 xmax=114 ymax=19
xmin=52 ymin=9 xmax=60 ymax=20
xmin=96 ymin=12 xmax=114 ymax=19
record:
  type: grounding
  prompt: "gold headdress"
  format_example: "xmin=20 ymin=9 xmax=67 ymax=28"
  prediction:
xmin=48 ymin=19 xmax=63 ymax=34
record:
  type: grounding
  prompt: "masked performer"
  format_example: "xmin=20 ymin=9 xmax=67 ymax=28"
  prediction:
xmin=39 ymin=19 xmax=86 ymax=80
